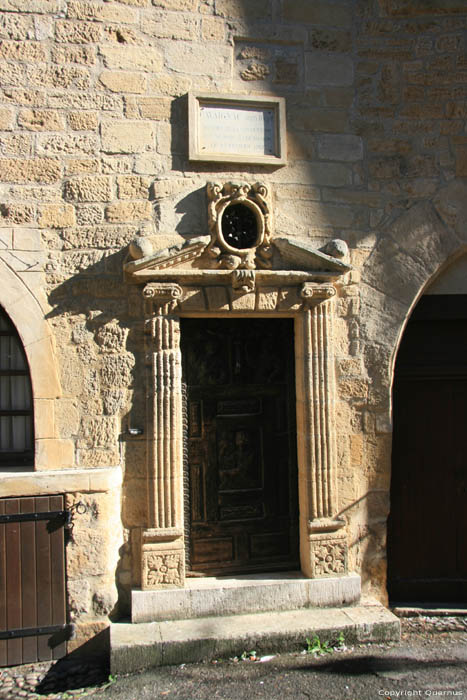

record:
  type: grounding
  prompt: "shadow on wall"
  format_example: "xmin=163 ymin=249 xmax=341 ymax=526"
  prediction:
xmin=47 ymin=248 xmax=148 ymax=616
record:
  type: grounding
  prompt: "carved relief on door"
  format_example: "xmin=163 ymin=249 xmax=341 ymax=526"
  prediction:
xmin=182 ymin=318 xmax=299 ymax=576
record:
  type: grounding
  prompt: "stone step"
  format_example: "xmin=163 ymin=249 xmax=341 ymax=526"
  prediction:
xmin=110 ymin=603 xmax=401 ymax=673
xmin=131 ymin=572 xmax=361 ymax=623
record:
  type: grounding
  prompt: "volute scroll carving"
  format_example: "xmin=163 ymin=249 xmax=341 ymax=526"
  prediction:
xmin=300 ymin=282 xmax=336 ymax=308
xmin=206 ymin=181 xmax=273 ymax=271
xmin=143 ymin=282 xmax=184 ymax=316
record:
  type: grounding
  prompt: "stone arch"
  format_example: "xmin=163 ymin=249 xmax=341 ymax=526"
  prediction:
xmin=356 ymin=181 xmax=467 ymax=598
xmin=360 ymin=182 xmax=467 ymax=421
xmin=0 ymin=255 xmax=62 ymax=468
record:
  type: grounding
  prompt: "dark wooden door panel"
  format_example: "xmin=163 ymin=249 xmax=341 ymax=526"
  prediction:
xmin=182 ymin=318 xmax=299 ymax=576
xmin=388 ymin=295 xmax=467 ymax=602
xmin=0 ymin=495 xmax=67 ymax=666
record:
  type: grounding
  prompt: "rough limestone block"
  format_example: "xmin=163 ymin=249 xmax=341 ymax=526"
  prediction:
xmin=152 ymin=0 xmax=196 ymax=9
xmin=68 ymin=111 xmax=99 ymax=131
xmin=306 ymin=52 xmax=354 ymax=87
xmin=117 ymin=176 xmax=150 ymax=199
xmin=99 ymin=71 xmax=147 ymax=94
xmin=0 ymin=158 xmax=61 ymax=184
xmin=38 ymin=203 xmax=76 ymax=228
xmin=101 ymin=120 xmax=155 ymax=154
xmin=100 ymin=45 xmax=163 ymax=72
xmin=163 ymin=42 xmax=231 ymax=76
xmin=64 ymin=176 xmax=112 ymax=202
xmin=318 ymin=134 xmax=363 ymax=162
xmin=0 ymin=107 xmax=14 ymax=130
xmin=67 ymin=0 xmax=138 ymax=23
xmin=35 ymin=438 xmax=74 ymax=469
xmin=105 ymin=201 xmax=152 ymax=223
xmin=0 ymin=40 xmax=46 ymax=62
xmin=55 ymin=19 xmax=102 ymax=43
xmin=145 ymin=13 xmax=199 ymax=41
xmin=51 ymin=45 xmax=96 ymax=65
xmin=17 ymin=109 xmax=65 ymax=132
xmin=283 ymin=0 xmax=352 ymax=26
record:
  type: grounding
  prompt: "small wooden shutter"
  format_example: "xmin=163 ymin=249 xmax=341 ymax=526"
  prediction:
xmin=0 ymin=496 xmax=67 ymax=666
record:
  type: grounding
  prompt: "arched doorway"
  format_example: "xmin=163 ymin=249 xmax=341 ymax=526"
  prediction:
xmin=388 ymin=259 xmax=467 ymax=602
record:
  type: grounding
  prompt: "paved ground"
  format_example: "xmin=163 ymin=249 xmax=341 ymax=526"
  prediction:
xmin=1 ymin=616 xmax=467 ymax=699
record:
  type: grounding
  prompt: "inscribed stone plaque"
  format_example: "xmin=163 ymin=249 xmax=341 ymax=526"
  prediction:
xmin=199 ymin=104 xmax=275 ymax=157
xmin=188 ymin=93 xmax=286 ymax=165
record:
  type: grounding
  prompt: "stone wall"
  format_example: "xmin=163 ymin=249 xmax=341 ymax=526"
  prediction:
xmin=1 ymin=0 xmax=467 ymax=642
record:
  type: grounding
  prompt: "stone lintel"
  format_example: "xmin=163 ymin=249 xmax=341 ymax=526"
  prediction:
xmin=126 ymin=268 xmax=341 ymax=286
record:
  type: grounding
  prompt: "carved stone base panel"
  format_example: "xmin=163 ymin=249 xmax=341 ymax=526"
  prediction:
xmin=141 ymin=536 xmax=185 ymax=590
xmin=309 ymin=532 xmax=348 ymax=579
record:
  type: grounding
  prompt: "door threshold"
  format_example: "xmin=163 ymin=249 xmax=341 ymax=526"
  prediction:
xmin=391 ymin=603 xmax=467 ymax=617
xmin=183 ymin=570 xmax=306 ymax=588
xmin=131 ymin=572 xmax=361 ymax=623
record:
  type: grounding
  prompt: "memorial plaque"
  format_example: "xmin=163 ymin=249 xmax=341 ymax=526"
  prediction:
xmin=188 ymin=93 xmax=286 ymax=165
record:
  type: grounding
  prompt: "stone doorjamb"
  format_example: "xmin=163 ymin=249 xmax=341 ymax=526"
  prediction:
xmin=139 ymin=276 xmax=347 ymax=589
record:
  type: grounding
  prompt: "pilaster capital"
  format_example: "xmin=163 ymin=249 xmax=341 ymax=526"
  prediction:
xmin=300 ymin=282 xmax=336 ymax=308
xmin=143 ymin=282 xmax=184 ymax=315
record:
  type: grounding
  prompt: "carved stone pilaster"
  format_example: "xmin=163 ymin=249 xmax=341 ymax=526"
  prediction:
xmin=296 ymin=290 xmax=347 ymax=577
xmin=142 ymin=282 xmax=185 ymax=589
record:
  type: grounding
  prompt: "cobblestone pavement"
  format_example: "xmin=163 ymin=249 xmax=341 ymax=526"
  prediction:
xmin=0 ymin=658 xmax=111 ymax=699
xmin=1 ymin=615 xmax=466 ymax=699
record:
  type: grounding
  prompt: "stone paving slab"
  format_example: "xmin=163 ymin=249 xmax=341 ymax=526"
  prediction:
xmin=110 ymin=603 xmax=400 ymax=673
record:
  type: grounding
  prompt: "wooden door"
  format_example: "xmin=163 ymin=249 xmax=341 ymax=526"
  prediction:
xmin=388 ymin=295 xmax=467 ymax=602
xmin=182 ymin=318 xmax=299 ymax=576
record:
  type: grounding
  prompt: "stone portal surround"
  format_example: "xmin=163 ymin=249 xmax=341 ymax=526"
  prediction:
xmin=140 ymin=280 xmax=347 ymax=589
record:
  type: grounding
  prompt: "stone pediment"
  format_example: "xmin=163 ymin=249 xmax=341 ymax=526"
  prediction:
xmin=124 ymin=233 xmax=351 ymax=284
xmin=124 ymin=181 xmax=351 ymax=293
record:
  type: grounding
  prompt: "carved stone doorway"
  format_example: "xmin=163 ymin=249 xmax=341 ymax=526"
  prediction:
xmin=181 ymin=317 xmax=299 ymax=576
xmin=124 ymin=181 xmax=355 ymax=594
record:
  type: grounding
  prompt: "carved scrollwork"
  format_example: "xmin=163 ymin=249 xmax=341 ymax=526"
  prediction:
xmin=231 ymin=269 xmax=256 ymax=293
xmin=143 ymin=283 xmax=183 ymax=315
xmin=300 ymin=283 xmax=336 ymax=307
xmin=206 ymin=181 xmax=273 ymax=271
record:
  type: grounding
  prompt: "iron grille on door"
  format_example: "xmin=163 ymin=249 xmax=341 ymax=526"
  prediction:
xmin=0 ymin=496 xmax=67 ymax=666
